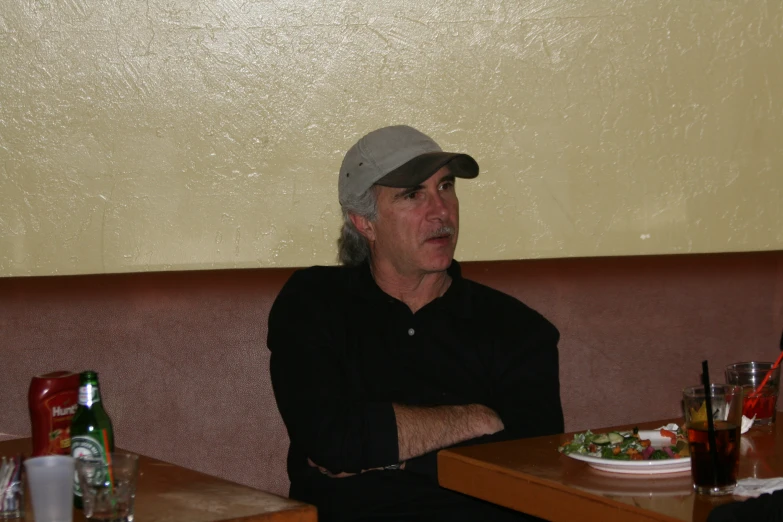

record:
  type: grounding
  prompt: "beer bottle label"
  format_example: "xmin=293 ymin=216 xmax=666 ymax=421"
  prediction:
xmin=71 ymin=435 xmax=107 ymax=498
xmin=78 ymin=384 xmax=100 ymax=405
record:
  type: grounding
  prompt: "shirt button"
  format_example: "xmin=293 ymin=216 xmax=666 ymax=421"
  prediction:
xmin=408 ymin=328 xmax=415 ymax=336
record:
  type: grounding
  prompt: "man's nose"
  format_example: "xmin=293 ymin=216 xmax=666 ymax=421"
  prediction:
xmin=427 ymin=192 xmax=449 ymax=219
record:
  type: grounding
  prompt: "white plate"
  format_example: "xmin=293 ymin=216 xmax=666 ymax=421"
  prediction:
xmin=564 ymin=452 xmax=691 ymax=475
xmin=562 ymin=429 xmax=691 ymax=475
xmin=563 ymin=466 xmax=695 ymax=497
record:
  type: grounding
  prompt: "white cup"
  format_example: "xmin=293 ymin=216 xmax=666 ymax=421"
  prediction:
xmin=24 ymin=455 xmax=74 ymax=522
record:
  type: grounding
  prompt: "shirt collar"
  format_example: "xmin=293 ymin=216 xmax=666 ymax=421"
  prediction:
xmin=350 ymin=259 xmax=473 ymax=319
xmin=441 ymin=260 xmax=473 ymax=319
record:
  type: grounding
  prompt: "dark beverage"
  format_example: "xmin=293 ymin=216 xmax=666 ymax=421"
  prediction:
xmin=687 ymin=421 xmax=740 ymax=495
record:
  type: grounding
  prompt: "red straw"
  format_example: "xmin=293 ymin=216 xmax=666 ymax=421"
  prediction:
xmin=101 ymin=429 xmax=114 ymax=492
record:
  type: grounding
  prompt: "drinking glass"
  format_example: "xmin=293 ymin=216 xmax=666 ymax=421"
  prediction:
xmin=726 ymin=361 xmax=780 ymax=426
xmin=682 ymin=384 xmax=743 ymax=496
xmin=75 ymin=453 xmax=139 ymax=522
xmin=0 ymin=476 xmax=23 ymax=519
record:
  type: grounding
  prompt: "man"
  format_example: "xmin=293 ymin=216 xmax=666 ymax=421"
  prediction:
xmin=267 ymin=125 xmax=563 ymax=522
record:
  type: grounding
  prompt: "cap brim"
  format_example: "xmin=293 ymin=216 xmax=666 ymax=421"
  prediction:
xmin=375 ymin=152 xmax=479 ymax=188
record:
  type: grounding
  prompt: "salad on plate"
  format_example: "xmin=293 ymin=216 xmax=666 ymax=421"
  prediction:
xmin=559 ymin=425 xmax=690 ymax=461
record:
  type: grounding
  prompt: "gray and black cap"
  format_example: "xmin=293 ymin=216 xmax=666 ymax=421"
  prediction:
xmin=338 ymin=125 xmax=479 ymax=206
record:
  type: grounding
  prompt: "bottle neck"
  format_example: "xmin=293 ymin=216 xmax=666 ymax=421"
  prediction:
xmin=78 ymin=383 xmax=101 ymax=407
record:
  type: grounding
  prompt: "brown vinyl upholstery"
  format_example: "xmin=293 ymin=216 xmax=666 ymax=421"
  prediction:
xmin=1 ymin=251 xmax=781 ymax=496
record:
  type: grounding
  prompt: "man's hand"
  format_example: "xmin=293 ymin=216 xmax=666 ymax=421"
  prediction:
xmin=307 ymin=458 xmax=403 ymax=478
xmin=393 ymin=403 xmax=504 ymax=462
xmin=308 ymin=457 xmax=358 ymax=478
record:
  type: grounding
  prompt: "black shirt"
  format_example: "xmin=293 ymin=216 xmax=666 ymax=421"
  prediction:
xmin=267 ymin=260 xmax=564 ymax=522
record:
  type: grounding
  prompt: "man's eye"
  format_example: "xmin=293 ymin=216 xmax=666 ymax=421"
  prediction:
xmin=440 ymin=181 xmax=454 ymax=190
xmin=403 ymin=191 xmax=419 ymax=200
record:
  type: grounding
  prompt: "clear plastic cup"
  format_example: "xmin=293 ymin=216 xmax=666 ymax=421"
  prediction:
xmin=23 ymin=455 xmax=74 ymax=522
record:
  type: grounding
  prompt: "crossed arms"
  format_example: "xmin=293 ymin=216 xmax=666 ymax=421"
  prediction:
xmin=309 ymin=404 xmax=504 ymax=477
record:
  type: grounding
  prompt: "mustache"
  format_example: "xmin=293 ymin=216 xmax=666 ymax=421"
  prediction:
xmin=426 ymin=226 xmax=456 ymax=240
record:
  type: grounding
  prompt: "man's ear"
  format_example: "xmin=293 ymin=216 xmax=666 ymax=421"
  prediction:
xmin=349 ymin=213 xmax=376 ymax=242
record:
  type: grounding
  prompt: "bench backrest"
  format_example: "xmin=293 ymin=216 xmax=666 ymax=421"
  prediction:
xmin=1 ymin=252 xmax=781 ymax=495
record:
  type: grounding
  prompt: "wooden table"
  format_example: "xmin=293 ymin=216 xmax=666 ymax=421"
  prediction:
xmin=438 ymin=413 xmax=783 ymax=522
xmin=0 ymin=438 xmax=316 ymax=522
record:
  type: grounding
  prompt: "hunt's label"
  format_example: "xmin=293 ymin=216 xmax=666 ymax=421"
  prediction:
xmin=42 ymin=392 xmax=78 ymax=454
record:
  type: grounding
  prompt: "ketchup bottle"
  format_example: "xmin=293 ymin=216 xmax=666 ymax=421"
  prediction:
xmin=28 ymin=371 xmax=80 ymax=456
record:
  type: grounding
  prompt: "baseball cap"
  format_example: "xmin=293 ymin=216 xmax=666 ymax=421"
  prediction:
xmin=338 ymin=125 xmax=479 ymax=205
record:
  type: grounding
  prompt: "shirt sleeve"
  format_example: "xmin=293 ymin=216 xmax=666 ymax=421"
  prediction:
xmin=267 ymin=270 xmax=400 ymax=474
xmin=706 ymin=490 xmax=783 ymax=522
xmin=486 ymin=297 xmax=565 ymax=439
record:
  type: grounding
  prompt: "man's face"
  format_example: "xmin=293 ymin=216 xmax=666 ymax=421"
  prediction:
xmin=356 ymin=166 xmax=460 ymax=277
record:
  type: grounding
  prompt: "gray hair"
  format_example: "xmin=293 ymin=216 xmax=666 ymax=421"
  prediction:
xmin=337 ymin=186 xmax=378 ymax=266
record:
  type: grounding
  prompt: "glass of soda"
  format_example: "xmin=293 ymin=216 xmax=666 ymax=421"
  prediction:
xmin=682 ymin=384 xmax=743 ymax=496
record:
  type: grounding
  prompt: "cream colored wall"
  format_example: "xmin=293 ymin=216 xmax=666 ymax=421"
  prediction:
xmin=1 ymin=1 xmax=781 ymax=277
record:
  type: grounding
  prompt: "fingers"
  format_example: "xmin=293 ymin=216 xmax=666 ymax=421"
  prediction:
xmin=307 ymin=457 xmax=356 ymax=478
xmin=307 ymin=457 xmax=390 ymax=478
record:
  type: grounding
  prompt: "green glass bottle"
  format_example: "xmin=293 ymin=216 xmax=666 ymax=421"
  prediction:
xmin=70 ymin=370 xmax=115 ymax=508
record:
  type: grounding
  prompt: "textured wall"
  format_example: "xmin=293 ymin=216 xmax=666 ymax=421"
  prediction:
xmin=1 ymin=0 xmax=782 ymax=276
